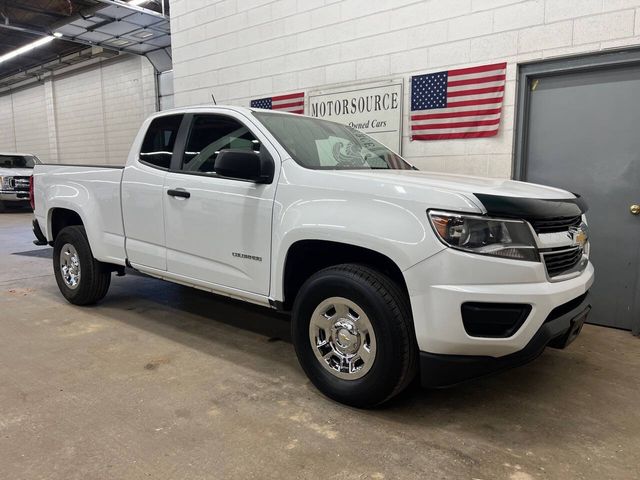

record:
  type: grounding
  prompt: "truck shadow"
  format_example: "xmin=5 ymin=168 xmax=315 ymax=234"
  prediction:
xmin=96 ymin=270 xmax=295 ymax=373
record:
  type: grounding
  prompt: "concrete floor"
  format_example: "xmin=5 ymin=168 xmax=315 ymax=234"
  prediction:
xmin=1 ymin=212 xmax=639 ymax=480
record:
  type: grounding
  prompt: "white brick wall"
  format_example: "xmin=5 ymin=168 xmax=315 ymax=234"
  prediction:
xmin=102 ymin=57 xmax=157 ymax=164
xmin=0 ymin=56 xmax=156 ymax=165
xmin=0 ymin=95 xmax=17 ymax=153
xmin=170 ymin=0 xmax=640 ymax=177
xmin=11 ymin=85 xmax=51 ymax=162
xmin=55 ymin=66 xmax=108 ymax=165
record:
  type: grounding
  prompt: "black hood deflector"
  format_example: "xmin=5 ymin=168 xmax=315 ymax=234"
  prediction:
xmin=473 ymin=193 xmax=588 ymax=219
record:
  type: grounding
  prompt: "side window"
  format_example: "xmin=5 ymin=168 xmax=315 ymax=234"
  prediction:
xmin=139 ymin=114 xmax=183 ymax=169
xmin=181 ymin=115 xmax=259 ymax=174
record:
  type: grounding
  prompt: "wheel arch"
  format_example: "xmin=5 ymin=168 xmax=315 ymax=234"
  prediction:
xmin=48 ymin=207 xmax=85 ymax=244
xmin=278 ymin=239 xmax=409 ymax=311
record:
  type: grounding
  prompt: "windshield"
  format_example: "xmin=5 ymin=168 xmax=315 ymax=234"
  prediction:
xmin=0 ymin=155 xmax=39 ymax=169
xmin=253 ymin=112 xmax=413 ymax=170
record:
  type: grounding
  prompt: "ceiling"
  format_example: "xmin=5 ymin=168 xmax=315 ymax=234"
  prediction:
xmin=0 ymin=0 xmax=170 ymax=83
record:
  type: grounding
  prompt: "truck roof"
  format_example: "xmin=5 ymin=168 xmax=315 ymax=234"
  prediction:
xmin=148 ymin=104 xmax=309 ymax=120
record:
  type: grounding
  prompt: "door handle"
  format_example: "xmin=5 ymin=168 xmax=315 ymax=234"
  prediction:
xmin=167 ymin=188 xmax=190 ymax=199
xmin=631 ymin=204 xmax=640 ymax=215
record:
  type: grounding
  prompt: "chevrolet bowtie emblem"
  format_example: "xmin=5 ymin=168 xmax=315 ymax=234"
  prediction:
xmin=568 ymin=225 xmax=588 ymax=248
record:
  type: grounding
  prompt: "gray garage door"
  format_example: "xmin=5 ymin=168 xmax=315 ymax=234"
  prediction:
xmin=521 ymin=62 xmax=640 ymax=332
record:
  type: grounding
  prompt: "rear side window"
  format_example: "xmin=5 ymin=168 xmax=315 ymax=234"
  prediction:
xmin=181 ymin=115 xmax=259 ymax=174
xmin=139 ymin=114 xmax=183 ymax=169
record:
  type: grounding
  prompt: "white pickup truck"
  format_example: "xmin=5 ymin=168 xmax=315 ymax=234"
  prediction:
xmin=32 ymin=106 xmax=594 ymax=407
xmin=0 ymin=152 xmax=41 ymax=210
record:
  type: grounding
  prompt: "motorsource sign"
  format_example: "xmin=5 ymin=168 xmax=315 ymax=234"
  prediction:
xmin=308 ymin=80 xmax=404 ymax=153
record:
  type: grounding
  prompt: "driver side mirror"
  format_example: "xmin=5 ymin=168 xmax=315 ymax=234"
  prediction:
xmin=214 ymin=149 xmax=274 ymax=184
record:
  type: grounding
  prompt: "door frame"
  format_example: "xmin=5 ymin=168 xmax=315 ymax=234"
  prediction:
xmin=513 ymin=48 xmax=640 ymax=335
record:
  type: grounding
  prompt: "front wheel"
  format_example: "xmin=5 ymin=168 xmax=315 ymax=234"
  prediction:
xmin=53 ymin=225 xmax=111 ymax=305
xmin=292 ymin=264 xmax=418 ymax=408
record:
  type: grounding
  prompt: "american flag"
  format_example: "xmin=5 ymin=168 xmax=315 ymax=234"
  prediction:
xmin=410 ymin=62 xmax=506 ymax=141
xmin=250 ymin=92 xmax=305 ymax=114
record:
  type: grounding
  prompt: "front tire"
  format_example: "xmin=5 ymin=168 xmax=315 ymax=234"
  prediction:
xmin=292 ymin=264 xmax=418 ymax=408
xmin=53 ymin=225 xmax=111 ymax=305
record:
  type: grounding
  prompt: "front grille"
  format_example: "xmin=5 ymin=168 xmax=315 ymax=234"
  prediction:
xmin=12 ymin=176 xmax=30 ymax=192
xmin=529 ymin=215 xmax=582 ymax=234
xmin=542 ymin=247 xmax=583 ymax=277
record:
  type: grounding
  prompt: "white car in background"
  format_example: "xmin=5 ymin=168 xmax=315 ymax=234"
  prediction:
xmin=0 ymin=153 xmax=41 ymax=210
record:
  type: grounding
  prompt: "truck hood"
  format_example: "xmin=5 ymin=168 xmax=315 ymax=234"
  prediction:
xmin=0 ymin=167 xmax=34 ymax=177
xmin=327 ymin=170 xmax=575 ymax=200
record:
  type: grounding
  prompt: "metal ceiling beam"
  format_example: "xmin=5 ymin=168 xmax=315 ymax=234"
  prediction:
xmin=0 ymin=1 xmax=171 ymax=80
xmin=6 ymin=3 xmax=69 ymax=19
xmin=94 ymin=0 xmax=167 ymax=19
xmin=0 ymin=21 xmax=122 ymax=54
xmin=0 ymin=22 xmax=50 ymax=37
xmin=0 ymin=47 xmax=120 ymax=92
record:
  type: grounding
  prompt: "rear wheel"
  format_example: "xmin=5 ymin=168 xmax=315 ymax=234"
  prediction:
xmin=292 ymin=264 xmax=418 ymax=408
xmin=53 ymin=226 xmax=111 ymax=305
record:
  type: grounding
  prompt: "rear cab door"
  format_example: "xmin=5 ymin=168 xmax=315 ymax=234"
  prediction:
xmin=162 ymin=109 xmax=281 ymax=297
xmin=121 ymin=113 xmax=185 ymax=271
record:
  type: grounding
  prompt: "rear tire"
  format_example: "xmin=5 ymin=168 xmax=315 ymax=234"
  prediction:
xmin=292 ymin=264 xmax=418 ymax=408
xmin=53 ymin=225 xmax=111 ymax=305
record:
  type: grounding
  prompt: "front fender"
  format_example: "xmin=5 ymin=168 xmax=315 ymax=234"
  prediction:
xmin=269 ymin=193 xmax=445 ymax=302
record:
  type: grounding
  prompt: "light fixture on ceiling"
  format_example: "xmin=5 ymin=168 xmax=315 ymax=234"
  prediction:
xmin=128 ymin=0 xmax=150 ymax=6
xmin=132 ymin=31 xmax=154 ymax=39
xmin=0 ymin=35 xmax=57 ymax=66
xmin=109 ymin=39 xmax=131 ymax=46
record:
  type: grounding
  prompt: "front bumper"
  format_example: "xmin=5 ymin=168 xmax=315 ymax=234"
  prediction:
xmin=0 ymin=191 xmax=30 ymax=202
xmin=404 ymin=247 xmax=594 ymax=357
xmin=419 ymin=292 xmax=591 ymax=387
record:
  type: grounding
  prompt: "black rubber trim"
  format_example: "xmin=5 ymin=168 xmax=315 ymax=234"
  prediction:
xmin=269 ymin=299 xmax=287 ymax=312
xmin=32 ymin=219 xmax=48 ymax=246
xmin=419 ymin=292 xmax=590 ymax=388
xmin=473 ymin=193 xmax=588 ymax=219
xmin=169 ymin=113 xmax=192 ymax=172
xmin=545 ymin=292 xmax=588 ymax=323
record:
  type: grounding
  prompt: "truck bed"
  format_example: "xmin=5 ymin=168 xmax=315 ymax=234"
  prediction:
xmin=33 ymin=164 xmax=127 ymax=266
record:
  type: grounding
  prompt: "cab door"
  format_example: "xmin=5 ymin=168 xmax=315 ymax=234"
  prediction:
xmin=122 ymin=114 xmax=184 ymax=271
xmin=162 ymin=112 xmax=279 ymax=295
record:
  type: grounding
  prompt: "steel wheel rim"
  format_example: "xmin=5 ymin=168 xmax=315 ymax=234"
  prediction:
xmin=309 ymin=296 xmax=377 ymax=380
xmin=59 ymin=243 xmax=81 ymax=290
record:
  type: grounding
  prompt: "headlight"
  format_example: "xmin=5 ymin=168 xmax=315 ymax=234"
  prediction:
xmin=1 ymin=176 xmax=13 ymax=190
xmin=428 ymin=210 xmax=539 ymax=262
xmin=0 ymin=176 xmax=10 ymax=190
